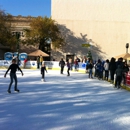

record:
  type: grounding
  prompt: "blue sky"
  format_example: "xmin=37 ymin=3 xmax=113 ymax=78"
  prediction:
xmin=0 ymin=0 xmax=51 ymax=17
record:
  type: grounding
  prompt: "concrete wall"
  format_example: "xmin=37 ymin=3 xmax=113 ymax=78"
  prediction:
xmin=51 ymin=0 xmax=130 ymax=60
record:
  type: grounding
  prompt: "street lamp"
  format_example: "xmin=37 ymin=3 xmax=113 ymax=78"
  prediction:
xmin=126 ymin=43 xmax=129 ymax=53
xmin=45 ymin=38 xmax=52 ymax=61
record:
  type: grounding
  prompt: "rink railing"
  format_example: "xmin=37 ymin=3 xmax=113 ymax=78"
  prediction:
xmin=0 ymin=60 xmax=86 ymax=72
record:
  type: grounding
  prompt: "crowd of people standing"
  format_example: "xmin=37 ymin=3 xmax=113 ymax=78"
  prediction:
xmin=85 ymin=57 xmax=129 ymax=89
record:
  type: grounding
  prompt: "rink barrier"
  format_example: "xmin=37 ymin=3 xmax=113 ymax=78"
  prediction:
xmin=124 ymin=72 xmax=130 ymax=91
xmin=0 ymin=60 xmax=86 ymax=73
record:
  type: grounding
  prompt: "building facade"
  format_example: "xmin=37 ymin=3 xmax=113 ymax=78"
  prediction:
xmin=0 ymin=16 xmax=37 ymax=60
xmin=51 ymin=0 xmax=130 ymax=61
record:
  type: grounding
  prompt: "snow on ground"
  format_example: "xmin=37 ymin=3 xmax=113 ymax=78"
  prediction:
xmin=0 ymin=69 xmax=130 ymax=130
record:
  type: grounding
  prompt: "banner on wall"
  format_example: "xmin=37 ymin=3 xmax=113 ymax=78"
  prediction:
xmin=19 ymin=53 xmax=27 ymax=61
xmin=4 ymin=52 xmax=13 ymax=60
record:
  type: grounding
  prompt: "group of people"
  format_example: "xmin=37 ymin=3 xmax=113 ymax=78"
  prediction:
xmin=59 ymin=56 xmax=81 ymax=76
xmin=4 ymin=55 xmax=130 ymax=93
xmin=86 ymin=57 xmax=129 ymax=89
xmin=36 ymin=55 xmax=44 ymax=69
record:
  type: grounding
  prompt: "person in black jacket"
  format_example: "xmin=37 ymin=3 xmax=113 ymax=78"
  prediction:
xmin=41 ymin=63 xmax=47 ymax=82
xmin=59 ymin=58 xmax=65 ymax=74
xmin=115 ymin=65 xmax=123 ymax=89
xmin=109 ymin=57 xmax=116 ymax=83
xmin=88 ymin=60 xmax=93 ymax=78
xmin=4 ymin=59 xmax=24 ymax=93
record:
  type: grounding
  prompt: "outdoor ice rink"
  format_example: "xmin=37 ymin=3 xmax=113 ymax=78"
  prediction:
xmin=0 ymin=69 xmax=130 ymax=130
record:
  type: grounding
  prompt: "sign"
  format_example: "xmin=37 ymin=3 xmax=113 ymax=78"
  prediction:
xmin=19 ymin=53 xmax=27 ymax=61
xmin=82 ymin=44 xmax=91 ymax=47
xmin=4 ymin=52 xmax=13 ymax=60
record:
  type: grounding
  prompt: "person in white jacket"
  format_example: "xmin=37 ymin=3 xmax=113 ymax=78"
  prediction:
xmin=104 ymin=59 xmax=109 ymax=80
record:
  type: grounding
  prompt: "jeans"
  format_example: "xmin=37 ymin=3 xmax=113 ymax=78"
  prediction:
xmin=60 ymin=66 xmax=64 ymax=74
xmin=89 ymin=69 xmax=93 ymax=78
xmin=105 ymin=70 xmax=109 ymax=80
xmin=115 ymin=75 xmax=122 ymax=87
xmin=8 ymin=73 xmax=18 ymax=91
xmin=67 ymin=67 xmax=70 ymax=76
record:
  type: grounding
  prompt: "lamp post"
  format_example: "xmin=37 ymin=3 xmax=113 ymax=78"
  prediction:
xmin=12 ymin=31 xmax=23 ymax=64
xmin=46 ymin=38 xmax=52 ymax=61
xmin=126 ymin=43 xmax=129 ymax=53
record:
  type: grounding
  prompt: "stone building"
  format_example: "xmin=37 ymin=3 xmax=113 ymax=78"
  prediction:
xmin=0 ymin=15 xmax=38 ymax=60
xmin=11 ymin=15 xmax=38 ymax=53
xmin=51 ymin=0 xmax=130 ymax=61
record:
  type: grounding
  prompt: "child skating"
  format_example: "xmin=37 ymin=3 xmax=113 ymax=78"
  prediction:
xmin=66 ymin=59 xmax=70 ymax=76
xmin=41 ymin=63 xmax=47 ymax=81
xmin=4 ymin=59 xmax=24 ymax=93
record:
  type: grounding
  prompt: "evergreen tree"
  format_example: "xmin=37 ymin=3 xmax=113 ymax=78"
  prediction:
xmin=87 ymin=50 xmax=92 ymax=60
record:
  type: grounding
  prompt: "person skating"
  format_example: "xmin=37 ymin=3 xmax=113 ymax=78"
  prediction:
xmin=66 ymin=59 xmax=70 ymax=76
xmin=41 ymin=63 xmax=47 ymax=81
xmin=4 ymin=59 xmax=24 ymax=93
xmin=59 ymin=58 xmax=65 ymax=74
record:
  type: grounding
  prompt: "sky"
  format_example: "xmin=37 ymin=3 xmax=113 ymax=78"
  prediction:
xmin=0 ymin=0 xmax=51 ymax=17
xmin=0 ymin=69 xmax=130 ymax=130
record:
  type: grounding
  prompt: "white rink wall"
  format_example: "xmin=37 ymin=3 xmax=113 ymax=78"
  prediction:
xmin=0 ymin=60 xmax=86 ymax=72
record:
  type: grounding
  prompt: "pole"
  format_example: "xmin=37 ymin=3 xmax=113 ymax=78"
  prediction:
xmin=16 ymin=32 xmax=20 ymax=65
xmin=126 ymin=43 xmax=129 ymax=54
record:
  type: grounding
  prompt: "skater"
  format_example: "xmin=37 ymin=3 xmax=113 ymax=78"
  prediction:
xmin=66 ymin=59 xmax=70 ymax=76
xmin=59 ymin=58 xmax=65 ymax=74
xmin=41 ymin=63 xmax=47 ymax=81
xmin=4 ymin=59 xmax=24 ymax=93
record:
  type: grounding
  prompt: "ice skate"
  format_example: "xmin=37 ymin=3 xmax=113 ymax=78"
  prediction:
xmin=14 ymin=89 xmax=20 ymax=92
xmin=41 ymin=78 xmax=45 ymax=82
xmin=7 ymin=90 xmax=11 ymax=93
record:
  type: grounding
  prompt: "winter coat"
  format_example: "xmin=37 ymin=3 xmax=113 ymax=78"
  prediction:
xmin=115 ymin=65 xmax=123 ymax=77
xmin=88 ymin=63 xmax=93 ymax=69
xmin=59 ymin=60 xmax=65 ymax=67
xmin=67 ymin=62 xmax=70 ymax=68
xmin=104 ymin=62 xmax=109 ymax=70
xmin=41 ymin=66 xmax=47 ymax=74
xmin=109 ymin=62 xmax=116 ymax=71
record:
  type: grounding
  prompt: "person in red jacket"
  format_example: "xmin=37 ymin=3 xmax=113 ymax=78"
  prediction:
xmin=23 ymin=58 xmax=28 ymax=68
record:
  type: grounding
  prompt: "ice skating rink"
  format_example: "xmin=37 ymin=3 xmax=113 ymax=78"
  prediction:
xmin=0 ymin=69 xmax=130 ymax=130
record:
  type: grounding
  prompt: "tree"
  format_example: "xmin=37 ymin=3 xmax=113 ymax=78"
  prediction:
xmin=24 ymin=16 xmax=65 ymax=53
xmin=0 ymin=9 xmax=16 ymax=51
xmin=87 ymin=50 xmax=92 ymax=60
